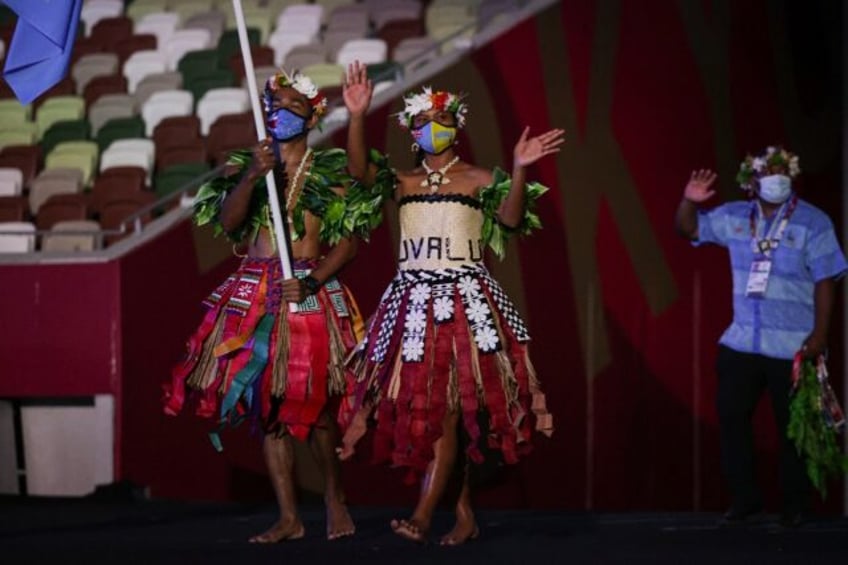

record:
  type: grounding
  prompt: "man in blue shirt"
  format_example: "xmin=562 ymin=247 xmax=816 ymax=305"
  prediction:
xmin=675 ymin=147 xmax=847 ymax=527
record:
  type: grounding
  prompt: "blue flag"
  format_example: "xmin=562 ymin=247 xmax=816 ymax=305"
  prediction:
xmin=2 ymin=0 xmax=83 ymax=104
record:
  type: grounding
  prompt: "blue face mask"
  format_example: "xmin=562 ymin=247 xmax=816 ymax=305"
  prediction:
xmin=267 ymin=107 xmax=308 ymax=142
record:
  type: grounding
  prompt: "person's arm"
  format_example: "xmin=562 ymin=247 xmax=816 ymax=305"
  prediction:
xmin=801 ymin=278 xmax=835 ymax=359
xmin=497 ymin=126 xmax=564 ymax=227
xmin=279 ymin=185 xmax=359 ymax=303
xmin=675 ymin=169 xmax=718 ymax=240
xmin=343 ymin=61 xmax=374 ymax=183
xmin=220 ymin=140 xmax=276 ymax=233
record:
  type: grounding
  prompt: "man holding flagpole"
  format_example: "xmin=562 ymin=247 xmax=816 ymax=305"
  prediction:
xmin=163 ymin=66 xmax=374 ymax=541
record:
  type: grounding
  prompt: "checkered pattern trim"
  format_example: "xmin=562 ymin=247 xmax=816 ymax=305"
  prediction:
xmin=479 ymin=270 xmax=530 ymax=341
xmin=365 ymin=264 xmax=531 ymax=362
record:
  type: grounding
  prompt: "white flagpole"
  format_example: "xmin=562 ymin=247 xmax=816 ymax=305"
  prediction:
xmin=231 ymin=0 xmax=297 ymax=313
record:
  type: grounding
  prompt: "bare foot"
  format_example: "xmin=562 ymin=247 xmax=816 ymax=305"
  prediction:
xmin=440 ymin=521 xmax=479 ymax=545
xmin=390 ymin=517 xmax=429 ymax=543
xmin=248 ymin=519 xmax=305 ymax=543
xmin=440 ymin=505 xmax=478 ymax=546
xmin=326 ymin=498 xmax=356 ymax=540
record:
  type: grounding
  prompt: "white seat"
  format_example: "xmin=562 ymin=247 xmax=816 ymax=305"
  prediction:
xmin=141 ymin=89 xmax=194 ymax=135
xmin=164 ymin=28 xmax=213 ymax=71
xmin=135 ymin=12 xmax=181 ymax=48
xmin=28 ymin=177 xmax=80 ymax=215
xmin=248 ymin=66 xmax=281 ymax=90
xmin=106 ymin=139 xmax=156 ymax=171
xmin=268 ymin=30 xmax=315 ymax=66
xmin=198 ymin=87 xmax=248 ymax=106
xmin=124 ymin=50 xmax=168 ymax=93
xmin=72 ymin=53 xmax=120 ymax=93
xmin=0 ymin=168 xmax=24 ymax=196
xmin=0 ymin=221 xmax=36 ymax=253
xmin=80 ymin=0 xmax=124 ymax=35
xmin=335 ymin=39 xmax=388 ymax=66
xmin=100 ymin=148 xmax=151 ymax=181
xmin=327 ymin=11 xmax=369 ymax=34
xmin=197 ymin=94 xmax=250 ymax=135
xmin=322 ymin=105 xmax=349 ymax=125
xmin=42 ymin=220 xmax=103 ymax=252
xmin=275 ymin=6 xmax=323 ymax=38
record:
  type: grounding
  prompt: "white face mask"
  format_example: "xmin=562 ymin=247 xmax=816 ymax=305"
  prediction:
xmin=758 ymin=174 xmax=792 ymax=204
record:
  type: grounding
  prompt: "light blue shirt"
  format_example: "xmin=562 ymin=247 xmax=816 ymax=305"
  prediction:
xmin=696 ymin=196 xmax=847 ymax=359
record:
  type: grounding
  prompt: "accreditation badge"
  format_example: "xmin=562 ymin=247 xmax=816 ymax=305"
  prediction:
xmin=745 ymin=259 xmax=772 ymax=298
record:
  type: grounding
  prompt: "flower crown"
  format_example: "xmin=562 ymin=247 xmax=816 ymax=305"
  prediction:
xmin=397 ymin=86 xmax=469 ymax=129
xmin=263 ymin=69 xmax=328 ymax=118
xmin=736 ymin=146 xmax=801 ymax=189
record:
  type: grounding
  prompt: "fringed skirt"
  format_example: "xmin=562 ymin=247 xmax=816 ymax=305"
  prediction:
xmin=164 ymin=257 xmax=363 ymax=443
xmin=339 ymin=264 xmax=552 ymax=476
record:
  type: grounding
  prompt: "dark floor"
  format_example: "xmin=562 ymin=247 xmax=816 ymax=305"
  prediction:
xmin=1 ymin=496 xmax=847 ymax=564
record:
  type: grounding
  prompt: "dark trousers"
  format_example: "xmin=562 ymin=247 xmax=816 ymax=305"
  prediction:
xmin=715 ymin=345 xmax=809 ymax=513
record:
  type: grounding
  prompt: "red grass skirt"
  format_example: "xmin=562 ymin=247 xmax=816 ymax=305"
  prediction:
xmin=164 ymin=257 xmax=362 ymax=441
xmin=339 ymin=264 xmax=553 ymax=475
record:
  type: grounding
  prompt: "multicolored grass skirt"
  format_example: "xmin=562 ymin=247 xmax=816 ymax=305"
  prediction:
xmin=164 ymin=257 xmax=362 ymax=443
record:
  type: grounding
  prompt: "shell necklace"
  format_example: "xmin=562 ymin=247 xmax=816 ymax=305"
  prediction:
xmin=421 ymin=155 xmax=460 ymax=192
xmin=285 ymin=147 xmax=313 ymax=218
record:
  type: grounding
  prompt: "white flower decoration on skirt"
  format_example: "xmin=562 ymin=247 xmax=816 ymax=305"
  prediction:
xmin=433 ymin=296 xmax=454 ymax=321
xmin=404 ymin=309 xmax=427 ymax=333
xmin=474 ymin=326 xmax=499 ymax=352
xmin=457 ymin=276 xmax=481 ymax=297
xmin=402 ymin=336 xmax=425 ymax=360
xmin=465 ymin=299 xmax=490 ymax=326
xmin=409 ymin=283 xmax=432 ymax=305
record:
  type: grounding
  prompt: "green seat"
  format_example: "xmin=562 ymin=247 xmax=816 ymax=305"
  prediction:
xmin=126 ymin=0 xmax=169 ymax=22
xmin=243 ymin=12 xmax=272 ymax=44
xmin=96 ymin=117 xmax=146 ymax=152
xmin=217 ymin=28 xmax=260 ymax=70
xmin=41 ymin=119 xmax=91 ymax=155
xmin=0 ymin=122 xmax=38 ymax=148
xmin=170 ymin=0 xmax=215 ymax=23
xmin=0 ymin=100 xmax=32 ymax=123
xmin=185 ymin=70 xmax=235 ymax=105
xmin=36 ymin=96 xmax=85 ymax=138
xmin=155 ymin=162 xmax=212 ymax=200
xmin=366 ymin=62 xmax=402 ymax=83
xmin=177 ymin=49 xmax=220 ymax=84
xmin=0 ymin=4 xmax=16 ymax=25
xmin=299 ymin=63 xmax=345 ymax=89
xmin=45 ymin=146 xmax=98 ymax=187
xmin=0 ymin=127 xmax=37 ymax=150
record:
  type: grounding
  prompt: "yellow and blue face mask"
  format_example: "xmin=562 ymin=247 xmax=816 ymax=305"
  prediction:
xmin=412 ymin=121 xmax=457 ymax=155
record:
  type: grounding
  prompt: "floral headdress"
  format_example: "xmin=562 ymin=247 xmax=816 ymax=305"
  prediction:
xmin=736 ymin=146 xmax=801 ymax=190
xmin=396 ymin=86 xmax=469 ymax=129
xmin=263 ymin=69 xmax=328 ymax=118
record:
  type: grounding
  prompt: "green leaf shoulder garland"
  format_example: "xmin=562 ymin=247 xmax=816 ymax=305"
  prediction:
xmin=193 ymin=147 xmax=375 ymax=246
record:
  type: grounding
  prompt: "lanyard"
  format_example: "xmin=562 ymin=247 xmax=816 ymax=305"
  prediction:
xmin=749 ymin=195 xmax=798 ymax=257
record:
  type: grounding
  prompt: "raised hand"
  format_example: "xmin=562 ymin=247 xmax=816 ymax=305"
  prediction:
xmin=513 ymin=127 xmax=565 ymax=167
xmin=342 ymin=60 xmax=373 ymax=118
xmin=684 ymin=169 xmax=718 ymax=203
